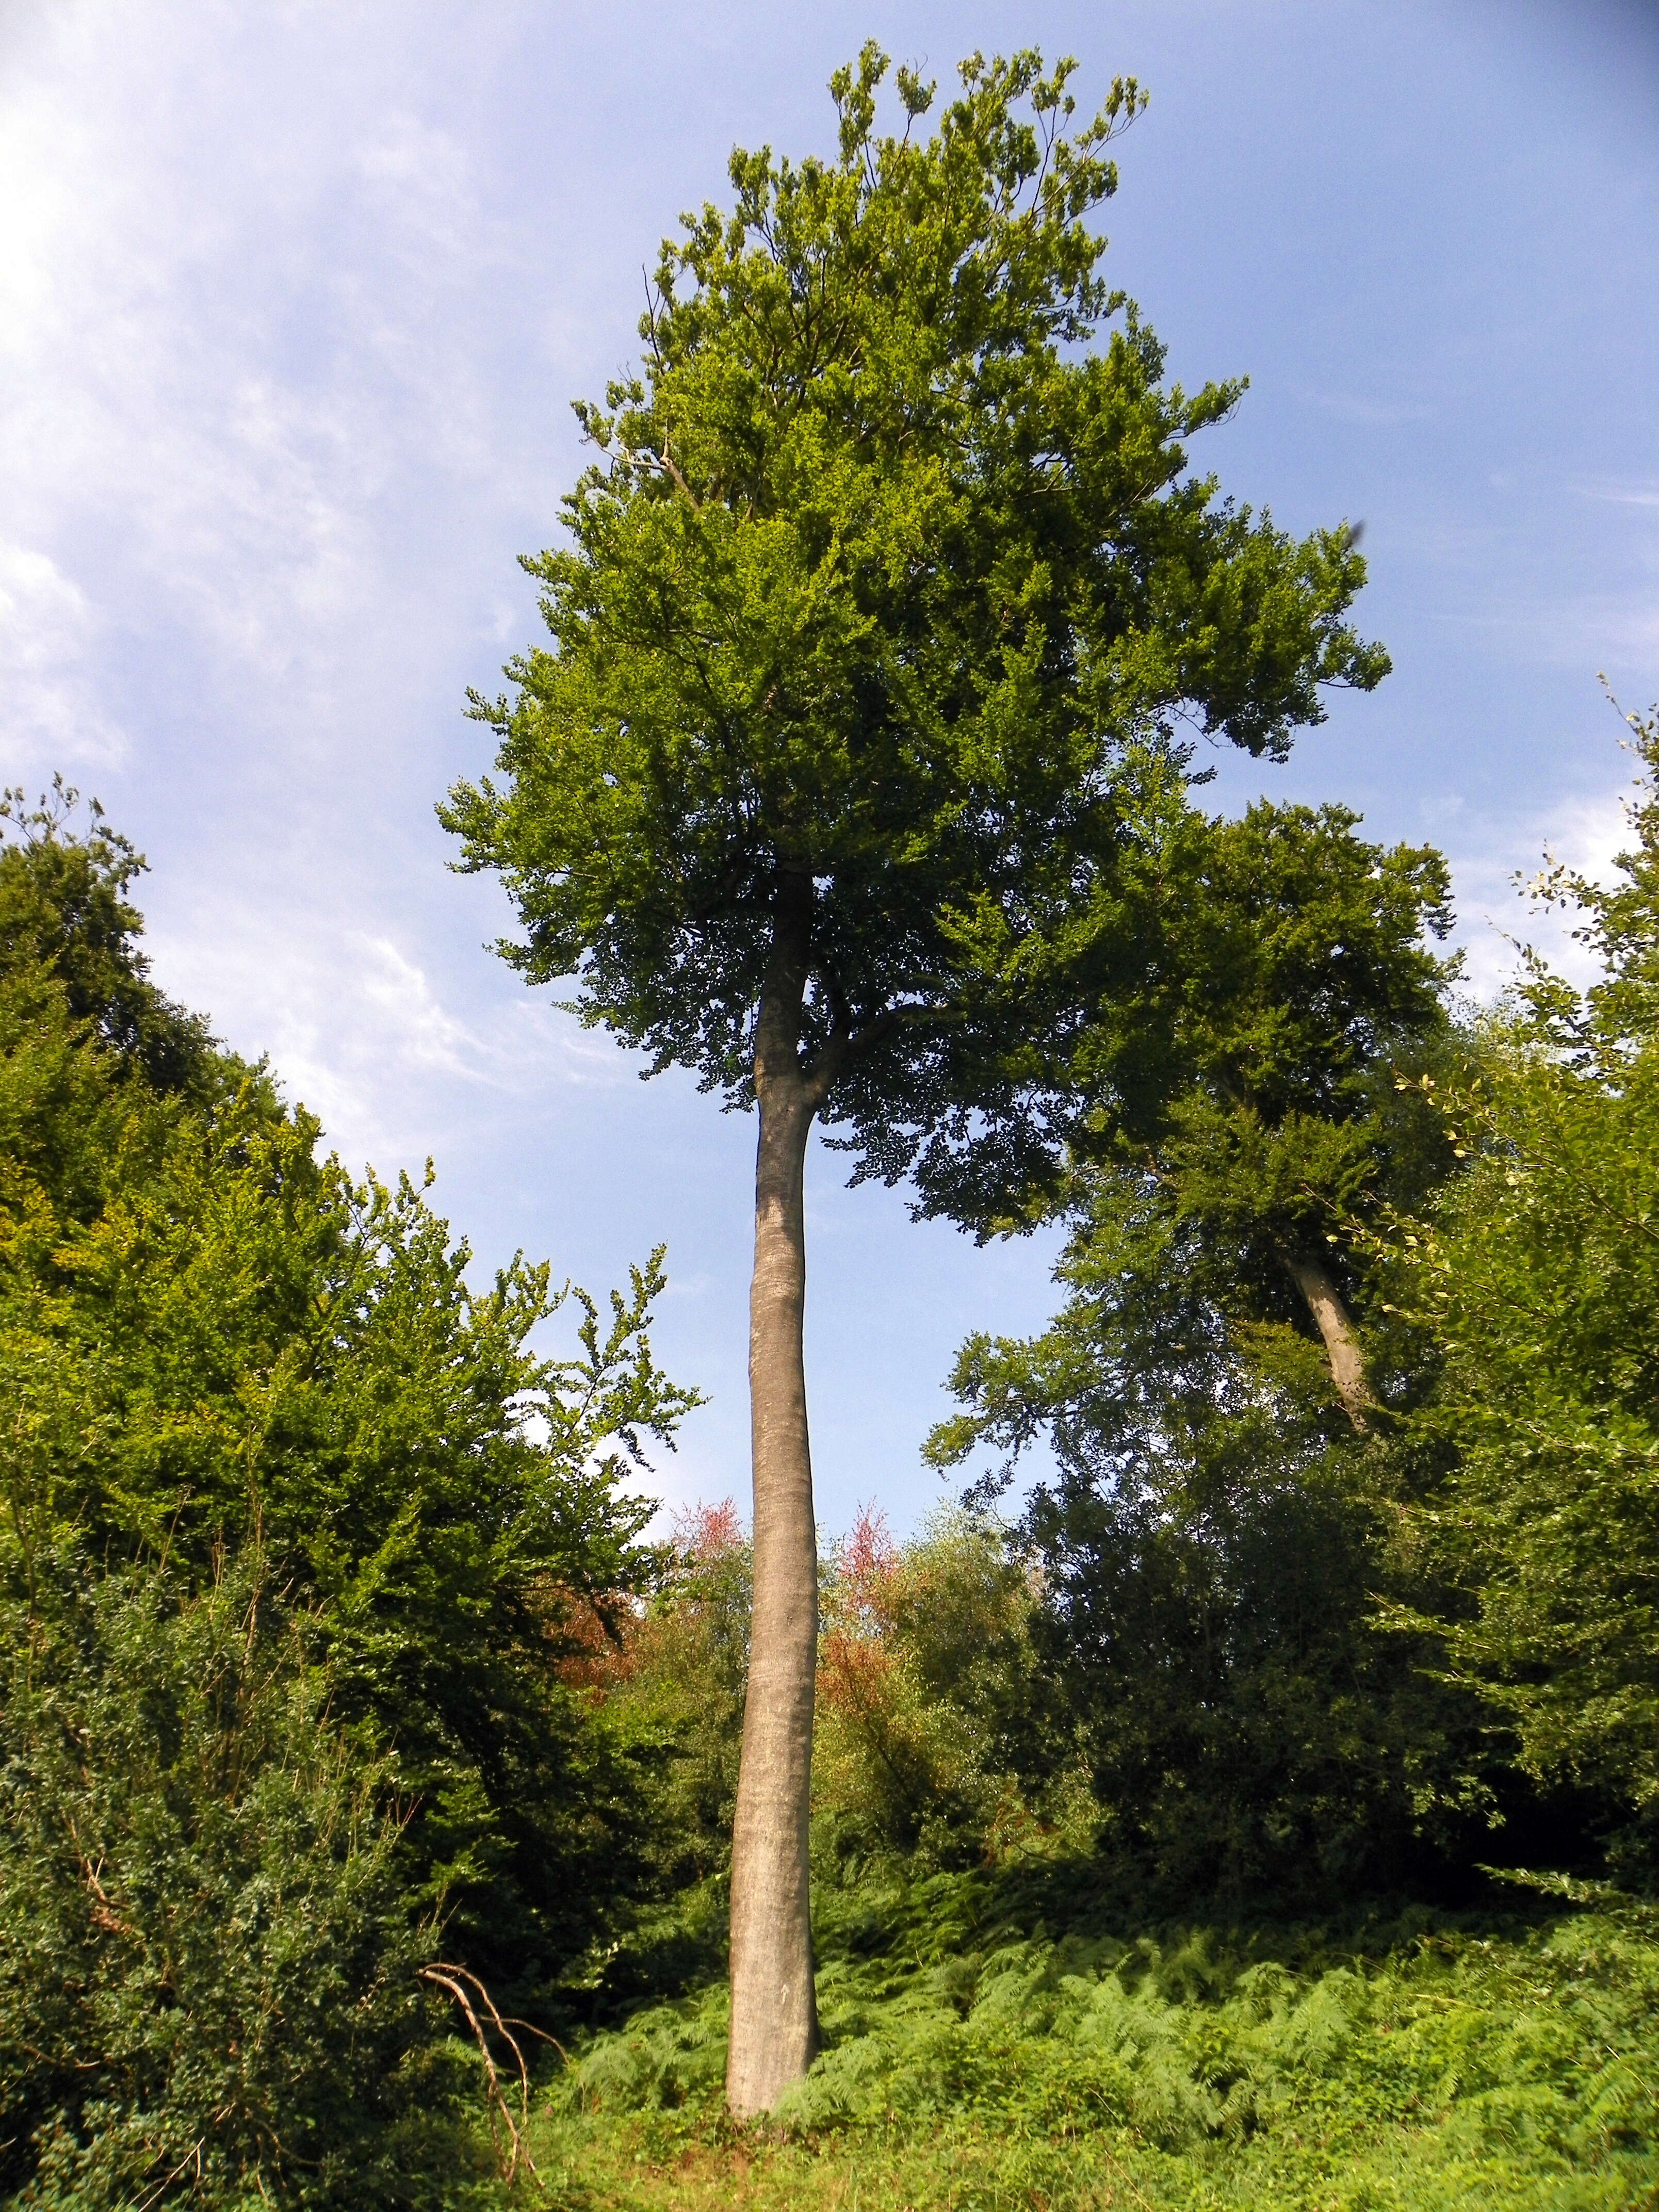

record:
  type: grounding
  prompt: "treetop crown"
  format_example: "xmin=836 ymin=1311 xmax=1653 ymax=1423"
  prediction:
xmin=442 ymin=44 xmax=1388 ymax=1172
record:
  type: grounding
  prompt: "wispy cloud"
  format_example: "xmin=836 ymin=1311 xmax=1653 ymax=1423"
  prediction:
xmin=0 ymin=540 xmax=124 ymax=768
xmin=1575 ymin=477 xmax=1659 ymax=510
xmin=0 ymin=3 xmax=539 ymax=779
xmin=148 ymin=905 xmax=623 ymax=1177
xmin=1301 ymin=388 xmax=1436 ymax=429
xmin=1440 ymin=591 xmax=1659 ymax=676
xmin=1445 ymin=783 xmax=1633 ymax=1001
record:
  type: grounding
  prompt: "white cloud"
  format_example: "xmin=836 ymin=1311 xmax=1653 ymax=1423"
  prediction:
xmin=353 ymin=933 xmax=484 ymax=1080
xmin=1446 ymin=783 xmax=1633 ymax=1001
xmin=1517 ymin=592 xmax=1659 ymax=678
xmin=0 ymin=541 xmax=124 ymax=768
xmin=0 ymin=1 xmax=535 ymax=782
xmin=1302 ymin=388 xmax=1435 ymax=428
xmin=147 ymin=898 xmax=624 ymax=1178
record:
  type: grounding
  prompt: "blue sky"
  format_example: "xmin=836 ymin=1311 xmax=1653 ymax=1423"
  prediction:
xmin=2 ymin=0 xmax=1655 ymax=1533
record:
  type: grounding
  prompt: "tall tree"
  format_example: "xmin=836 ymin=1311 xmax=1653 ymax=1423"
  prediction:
xmin=925 ymin=786 xmax=1476 ymax=1896
xmin=441 ymin=45 xmax=1385 ymax=2111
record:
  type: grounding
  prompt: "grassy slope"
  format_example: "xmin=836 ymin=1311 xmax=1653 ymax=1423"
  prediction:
xmin=529 ymin=1864 xmax=1659 ymax=2210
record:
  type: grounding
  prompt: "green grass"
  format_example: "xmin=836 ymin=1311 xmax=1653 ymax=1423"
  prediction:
xmin=527 ymin=1864 xmax=1659 ymax=2209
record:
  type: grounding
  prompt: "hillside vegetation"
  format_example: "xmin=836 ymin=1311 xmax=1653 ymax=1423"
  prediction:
xmin=2 ymin=42 xmax=1655 ymax=2193
xmin=4 ymin=706 xmax=1659 ymax=2204
xmin=538 ymin=1873 xmax=1657 ymax=2210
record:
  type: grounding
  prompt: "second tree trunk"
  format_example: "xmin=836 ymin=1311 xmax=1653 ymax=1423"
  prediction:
xmin=1282 ymin=1247 xmax=1374 ymax=1431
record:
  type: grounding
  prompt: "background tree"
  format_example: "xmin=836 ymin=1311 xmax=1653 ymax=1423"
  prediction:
xmin=920 ymin=751 xmax=1456 ymax=1425
xmin=926 ymin=1167 xmax=1494 ymax=1900
xmin=441 ymin=44 xmax=1386 ymax=2110
xmin=0 ymin=779 xmax=214 ymax=1097
xmin=814 ymin=1506 xmax=1039 ymax=1867
xmin=1383 ymin=700 xmax=1659 ymax=1867
xmin=925 ymin=782 xmax=1482 ymax=1894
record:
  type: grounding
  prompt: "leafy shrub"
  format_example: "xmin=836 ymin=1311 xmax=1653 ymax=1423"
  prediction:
xmin=0 ymin=791 xmax=703 ymax=2019
xmin=545 ymin=1504 xmax=752 ymax=2018
xmin=0 ymin=792 xmax=710 ymax=2193
xmin=0 ymin=1547 xmax=500 ymax=2210
xmin=813 ymin=1508 xmax=1046 ymax=1865
xmin=1385 ymin=702 xmax=1659 ymax=1851
xmin=595 ymin=1502 xmax=753 ymax=1884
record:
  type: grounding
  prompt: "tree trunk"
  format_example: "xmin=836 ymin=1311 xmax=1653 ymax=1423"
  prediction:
xmin=727 ymin=884 xmax=821 ymax=2117
xmin=1281 ymin=1247 xmax=1374 ymax=1432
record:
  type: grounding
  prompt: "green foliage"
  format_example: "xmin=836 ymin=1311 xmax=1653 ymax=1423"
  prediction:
xmin=549 ymin=1506 xmax=755 ymax=2021
xmin=599 ymin=1505 xmax=1054 ymax=1893
xmin=922 ymin=747 xmax=1455 ymax=1276
xmin=814 ymin=1508 xmax=1045 ymax=1866
xmin=920 ymin=785 xmax=1480 ymax=1895
xmin=1095 ymin=778 xmax=1455 ymax=1304
xmin=599 ymin=1503 xmax=754 ymax=1890
xmin=0 ymin=822 xmax=701 ymax=1995
xmin=0 ymin=1549 xmax=499 ymax=2211
xmin=441 ymin=44 xmax=1384 ymax=1178
xmin=535 ymin=1863 xmax=1659 ymax=2209
xmin=0 ymin=797 xmax=707 ymax=2201
xmin=929 ymin=1178 xmax=1489 ymax=1898
xmin=1384 ymin=702 xmax=1659 ymax=1838
xmin=0 ymin=779 xmax=215 ymax=1098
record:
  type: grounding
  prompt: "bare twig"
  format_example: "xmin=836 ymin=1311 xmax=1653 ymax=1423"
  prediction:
xmin=133 ymin=2137 xmax=204 ymax=2212
xmin=655 ymin=445 xmax=702 ymax=510
xmin=418 ymin=1963 xmax=545 ymax=2191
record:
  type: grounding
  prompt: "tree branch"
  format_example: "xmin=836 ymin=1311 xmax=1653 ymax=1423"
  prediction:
xmin=655 ymin=445 xmax=702 ymax=510
xmin=417 ymin=1964 xmax=541 ymax=2188
xmin=1279 ymin=1245 xmax=1375 ymax=1433
xmin=801 ymin=999 xmax=950 ymax=1111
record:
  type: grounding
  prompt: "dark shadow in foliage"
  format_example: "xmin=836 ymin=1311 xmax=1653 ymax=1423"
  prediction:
xmin=1011 ymin=1440 xmax=1500 ymax=1908
xmin=929 ymin=1175 xmax=1502 ymax=1911
xmin=809 ymin=1845 xmax=1575 ymax=1995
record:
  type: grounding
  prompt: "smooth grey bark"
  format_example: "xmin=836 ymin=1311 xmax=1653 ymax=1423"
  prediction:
xmin=726 ymin=880 xmax=823 ymax=2117
xmin=1281 ymin=1247 xmax=1375 ymax=1432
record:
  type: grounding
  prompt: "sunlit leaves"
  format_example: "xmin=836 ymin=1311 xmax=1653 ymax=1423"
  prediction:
xmin=442 ymin=44 xmax=1386 ymax=1170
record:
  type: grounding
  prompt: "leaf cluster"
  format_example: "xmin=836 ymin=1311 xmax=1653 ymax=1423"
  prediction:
xmin=0 ymin=778 xmax=215 ymax=1098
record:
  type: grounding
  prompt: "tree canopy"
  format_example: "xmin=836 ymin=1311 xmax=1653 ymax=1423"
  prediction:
xmin=440 ymin=44 xmax=1387 ymax=1162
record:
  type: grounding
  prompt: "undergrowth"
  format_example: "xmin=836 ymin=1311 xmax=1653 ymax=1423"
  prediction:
xmin=530 ymin=1861 xmax=1659 ymax=2210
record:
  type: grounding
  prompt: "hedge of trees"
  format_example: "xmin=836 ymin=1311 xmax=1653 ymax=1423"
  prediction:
xmin=4 ymin=700 xmax=1654 ymax=2202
